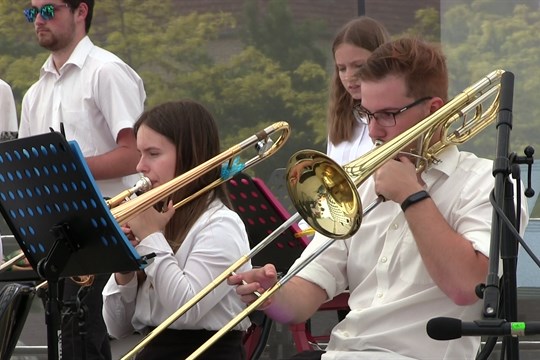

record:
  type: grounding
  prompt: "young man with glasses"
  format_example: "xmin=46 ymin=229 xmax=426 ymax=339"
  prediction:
xmin=229 ymin=38 xmax=529 ymax=359
xmin=19 ymin=1 xmax=146 ymax=359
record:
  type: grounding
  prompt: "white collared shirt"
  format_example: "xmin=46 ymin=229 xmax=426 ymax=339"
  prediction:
xmin=326 ymin=117 xmax=373 ymax=166
xmin=0 ymin=79 xmax=19 ymax=262
xmin=0 ymin=79 xmax=18 ymax=140
xmin=291 ymin=145 xmax=529 ymax=359
xmin=102 ymin=200 xmax=252 ymax=339
xmin=19 ymin=36 xmax=146 ymax=197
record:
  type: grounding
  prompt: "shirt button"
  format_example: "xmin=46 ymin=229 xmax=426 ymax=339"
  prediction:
xmin=392 ymin=223 xmax=399 ymax=230
xmin=377 ymin=292 xmax=383 ymax=298
xmin=381 ymin=256 xmax=387 ymax=263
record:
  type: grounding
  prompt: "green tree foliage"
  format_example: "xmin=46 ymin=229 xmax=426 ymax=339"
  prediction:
xmin=399 ymin=7 xmax=441 ymax=42
xmin=241 ymin=0 xmax=328 ymax=71
xmin=407 ymin=0 xmax=540 ymax=216
xmin=0 ymin=0 xmax=330 ymax=181
xmin=442 ymin=1 xmax=540 ymax=161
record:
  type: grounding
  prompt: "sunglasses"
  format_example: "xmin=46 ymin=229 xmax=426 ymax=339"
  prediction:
xmin=24 ymin=3 xmax=70 ymax=23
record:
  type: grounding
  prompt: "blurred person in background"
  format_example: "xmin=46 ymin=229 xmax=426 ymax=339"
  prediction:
xmin=0 ymin=78 xmax=19 ymax=265
xmin=326 ymin=16 xmax=390 ymax=165
xmin=19 ymin=1 xmax=145 ymax=358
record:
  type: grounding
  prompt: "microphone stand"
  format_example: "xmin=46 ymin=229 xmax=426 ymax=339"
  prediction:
xmin=479 ymin=71 xmax=538 ymax=359
xmin=427 ymin=73 xmax=538 ymax=357
xmin=480 ymin=70 xmax=518 ymax=359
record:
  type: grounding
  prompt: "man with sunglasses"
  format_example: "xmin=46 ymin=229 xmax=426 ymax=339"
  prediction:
xmin=19 ymin=1 xmax=145 ymax=359
xmin=229 ymin=38 xmax=529 ymax=359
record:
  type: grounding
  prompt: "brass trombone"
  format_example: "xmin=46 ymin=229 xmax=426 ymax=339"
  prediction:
xmin=105 ymin=176 xmax=152 ymax=208
xmin=287 ymin=70 xmax=504 ymax=239
xmin=1 ymin=121 xmax=290 ymax=287
xmin=143 ymin=69 xmax=503 ymax=360
xmin=111 ymin=121 xmax=290 ymax=223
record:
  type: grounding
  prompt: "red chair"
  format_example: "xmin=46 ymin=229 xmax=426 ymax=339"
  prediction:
xmin=226 ymin=172 xmax=349 ymax=357
xmin=288 ymin=291 xmax=350 ymax=351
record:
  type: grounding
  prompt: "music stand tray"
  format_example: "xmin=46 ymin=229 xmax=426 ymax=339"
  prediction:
xmin=0 ymin=132 xmax=150 ymax=359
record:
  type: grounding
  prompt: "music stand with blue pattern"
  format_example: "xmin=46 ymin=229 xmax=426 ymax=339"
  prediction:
xmin=0 ymin=132 xmax=151 ymax=360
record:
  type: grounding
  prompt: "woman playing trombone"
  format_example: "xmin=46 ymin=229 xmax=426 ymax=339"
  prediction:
xmin=102 ymin=100 xmax=252 ymax=359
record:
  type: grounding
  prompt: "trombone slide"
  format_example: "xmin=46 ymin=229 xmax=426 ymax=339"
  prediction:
xmin=187 ymin=236 xmax=337 ymax=360
xmin=120 ymin=212 xmax=302 ymax=359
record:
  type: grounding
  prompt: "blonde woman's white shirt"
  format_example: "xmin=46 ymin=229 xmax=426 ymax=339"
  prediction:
xmin=326 ymin=117 xmax=373 ymax=166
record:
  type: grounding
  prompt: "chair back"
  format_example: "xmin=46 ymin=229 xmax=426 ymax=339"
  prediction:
xmin=0 ymin=283 xmax=35 ymax=359
xmin=226 ymin=172 xmax=310 ymax=359
xmin=226 ymin=172 xmax=309 ymax=273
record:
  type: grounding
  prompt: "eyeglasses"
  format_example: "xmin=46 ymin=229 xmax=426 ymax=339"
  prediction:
xmin=353 ymin=97 xmax=433 ymax=127
xmin=24 ymin=3 xmax=70 ymax=23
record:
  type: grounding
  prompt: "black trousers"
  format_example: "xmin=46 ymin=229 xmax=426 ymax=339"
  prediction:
xmin=281 ymin=350 xmax=325 ymax=360
xmin=135 ymin=328 xmax=245 ymax=360
xmin=61 ymin=273 xmax=112 ymax=360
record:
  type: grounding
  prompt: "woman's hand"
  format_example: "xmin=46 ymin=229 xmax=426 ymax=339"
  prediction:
xmin=127 ymin=200 xmax=175 ymax=241
xmin=121 ymin=225 xmax=140 ymax=247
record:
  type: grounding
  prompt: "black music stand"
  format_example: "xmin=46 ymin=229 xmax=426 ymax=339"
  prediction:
xmin=0 ymin=132 xmax=150 ymax=360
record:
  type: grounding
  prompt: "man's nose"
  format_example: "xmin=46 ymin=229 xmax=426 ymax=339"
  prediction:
xmin=368 ymin=120 xmax=385 ymax=142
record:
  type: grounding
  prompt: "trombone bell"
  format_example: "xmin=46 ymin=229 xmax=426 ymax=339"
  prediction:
xmin=286 ymin=150 xmax=362 ymax=239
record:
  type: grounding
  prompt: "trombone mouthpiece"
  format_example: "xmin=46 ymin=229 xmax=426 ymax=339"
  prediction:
xmin=134 ymin=176 xmax=152 ymax=195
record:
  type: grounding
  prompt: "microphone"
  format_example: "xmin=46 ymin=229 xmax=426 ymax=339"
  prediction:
xmin=427 ymin=317 xmax=540 ymax=340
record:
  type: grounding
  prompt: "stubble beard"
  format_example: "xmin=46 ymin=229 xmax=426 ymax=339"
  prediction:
xmin=35 ymin=21 xmax=76 ymax=52
xmin=37 ymin=33 xmax=59 ymax=51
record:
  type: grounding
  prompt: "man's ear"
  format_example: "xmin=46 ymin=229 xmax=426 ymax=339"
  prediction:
xmin=429 ymin=97 xmax=445 ymax=114
xmin=77 ymin=2 xmax=88 ymax=20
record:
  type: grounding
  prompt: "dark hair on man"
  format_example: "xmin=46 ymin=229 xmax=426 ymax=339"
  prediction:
xmin=358 ymin=37 xmax=449 ymax=102
xmin=64 ymin=0 xmax=94 ymax=33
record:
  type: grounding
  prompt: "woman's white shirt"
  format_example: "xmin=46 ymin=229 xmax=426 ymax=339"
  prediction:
xmin=102 ymin=199 xmax=252 ymax=339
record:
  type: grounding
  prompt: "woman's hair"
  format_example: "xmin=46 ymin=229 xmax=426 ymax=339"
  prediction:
xmin=357 ymin=37 xmax=448 ymax=102
xmin=327 ymin=16 xmax=390 ymax=144
xmin=134 ymin=100 xmax=229 ymax=252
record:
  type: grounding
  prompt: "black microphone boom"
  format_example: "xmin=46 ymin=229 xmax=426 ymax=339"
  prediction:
xmin=426 ymin=317 xmax=540 ymax=341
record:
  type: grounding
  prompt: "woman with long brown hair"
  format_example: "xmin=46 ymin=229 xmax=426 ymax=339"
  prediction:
xmin=103 ymin=100 xmax=251 ymax=359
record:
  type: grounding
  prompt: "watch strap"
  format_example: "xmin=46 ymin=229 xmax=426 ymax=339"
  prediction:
xmin=401 ymin=190 xmax=430 ymax=212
